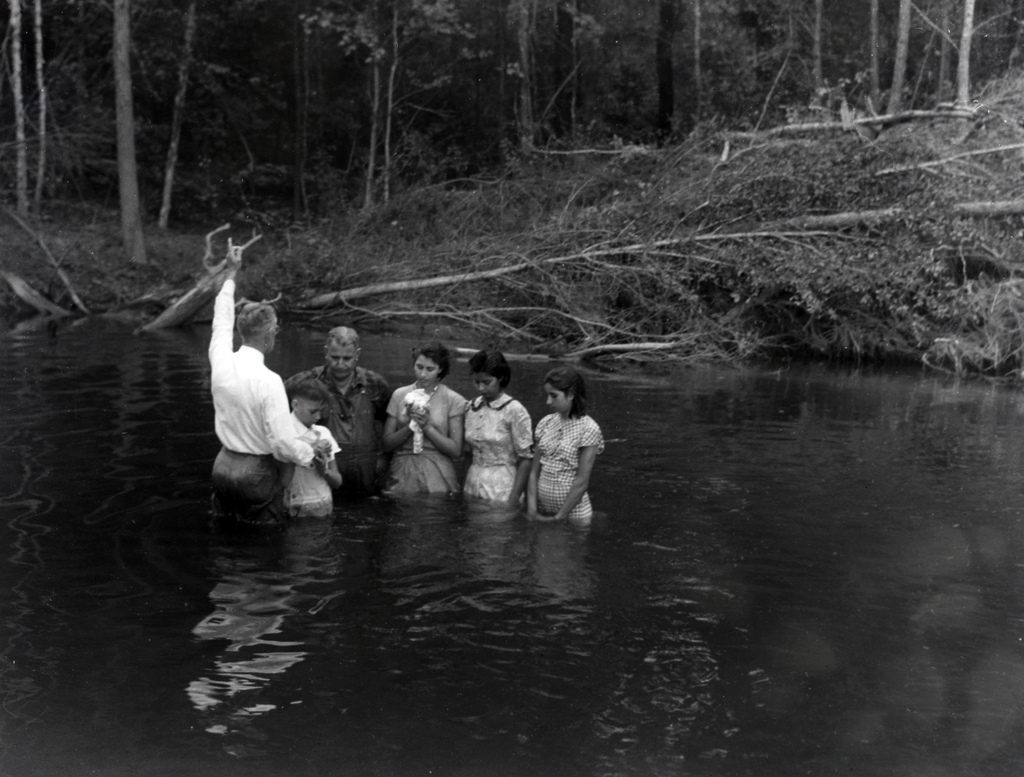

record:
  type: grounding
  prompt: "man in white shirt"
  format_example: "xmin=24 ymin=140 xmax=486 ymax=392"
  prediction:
xmin=208 ymin=263 xmax=318 ymax=526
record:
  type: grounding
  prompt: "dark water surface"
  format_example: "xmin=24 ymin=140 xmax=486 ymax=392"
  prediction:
xmin=4 ymin=319 xmax=1024 ymax=777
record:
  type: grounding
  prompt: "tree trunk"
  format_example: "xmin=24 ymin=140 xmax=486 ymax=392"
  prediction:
xmin=113 ymin=0 xmax=147 ymax=263
xmin=869 ymin=0 xmax=880 ymax=109
xmin=9 ymin=0 xmax=28 ymax=216
xmin=655 ymin=0 xmax=675 ymax=139
xmin=516 ymin=0 xmax=535 ymax=151
xmin=811 ymin=0 xmax=823 ymax=102
xmin=383 ymin=0 xmax=400 ymax=206
xmin=956 ymin=0 xmax=976 ymax=108
xmin=32 ymin=0 xmax=46 ymax=210
xmin=937 ymin=0 xmax=951 ymax=102
xmin=158 ymin=0 xmax=196 ymax=229
xmin=692 ymin=0 xmax=702 ymax=126
xmin=553 ymin=0 xmax=575 ymax=136
xmin=291 ymin=1 xmax=308 ymax=220
xmin=362 ymin=59 xmax=381 ymax=210
xmin=887 ymin=0 xmax=912 ymax=114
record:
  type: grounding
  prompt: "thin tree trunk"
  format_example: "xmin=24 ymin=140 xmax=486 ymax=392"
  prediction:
xmin=292 ymin=1 xmax=308 ymax=220
xmin=655 ymin=0 xmax=675 ymax=139
xmin=516 ymin=0 xmax=535 ymax=151
xmin=887 ymin=0 xmax=912 ymax=114
xmin=32 ymin=0 xmax=46 ymax=210
xmin=956 ymin=0 xmax=976 ymax=108
xmin=383 ymin=0 xmax=399 ymax=206
xmin=113 ymin=0 xmax=147 ymax=263
xmin=869 ymin=0 xmax=880 ymax=109
xmin=692 ymin=0 xmax=702 ymax=125
xmin=811 ymin=0 xmax=823 ymax=101
xmin=158 ymin=0 xmax=196 ymax=229
xmin=362 ymin=60 xmax=381 ymax=210
xmin=937 ymin=0 xmax=951 ymax=101
xmin=9 ymin=0 xmax=29 ymax=216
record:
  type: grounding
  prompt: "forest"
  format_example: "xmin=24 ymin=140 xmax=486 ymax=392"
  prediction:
xmin=2 ymin=0 xmax=1024 ymax=375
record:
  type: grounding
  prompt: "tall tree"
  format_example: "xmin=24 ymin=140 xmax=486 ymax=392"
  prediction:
xmin=811 ymin=0 xmax=823 ymax=102
xmin=32 ymin=0 xmax=46 ymax=210
xmin=869 ymin=0 xmax=880 ymax=109
xmin=113 ymin=0 xmax=147 ymax=263
xmin=655 ymin=0 xmax=676 ymax=138
xmin=937 ymin=0 xmax=952 ymax=102
xmin=955 ymin=0 xmax=976 ymax=108
xmin=887 ymin=0 xmax=912 ymax=113
xmin=516 ymin=0 xmax=535 ymax=151
xmin=9 ymin=0 xmax=29 ymax=215
xmin=158 ymin=0 xmax=196 ymax=229
xmin=692 ymin=0 xmax=702 ymax=126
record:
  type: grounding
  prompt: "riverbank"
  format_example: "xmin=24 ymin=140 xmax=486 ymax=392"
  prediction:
xmin=3 ymin=73 xmax=1024 ymax=375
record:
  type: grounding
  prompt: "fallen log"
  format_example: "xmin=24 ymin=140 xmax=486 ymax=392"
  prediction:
xmin=136 ymin=225 xmax=260 ymax=333
xmin=2 ymin=206 xmax=89 ymax=314
xmin=725 ymin=108 xmax=976 ymax=141
xmin=0 ymin=270 xmax=73 ymax=317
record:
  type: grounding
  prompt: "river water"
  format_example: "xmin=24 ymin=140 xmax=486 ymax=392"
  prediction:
xmin=3 ymin=318 xmax=1024 ymax=776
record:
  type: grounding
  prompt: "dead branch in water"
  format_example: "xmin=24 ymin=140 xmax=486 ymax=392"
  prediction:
xmin=0 ymin=270 xmax=73 ymax=317
xmin=137 ymin=225 xmax=260 ymax=333
xmin=2 ymin=206 xmax=89 ymax=314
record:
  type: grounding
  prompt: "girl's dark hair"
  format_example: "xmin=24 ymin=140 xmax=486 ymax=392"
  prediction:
xmin=544 ymin=366 xmax=587 ymax=417
xmin=413 ymin=341 xmax=451 ymax=379
xmin=289 ymin=378 xmax=330 ymax=404
xmin=468 ymin=349 xmax=511 ymax=388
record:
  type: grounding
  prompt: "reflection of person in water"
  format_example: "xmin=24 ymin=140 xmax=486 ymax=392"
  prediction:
xmin=186 ymin=569 xmax=307 ymax=739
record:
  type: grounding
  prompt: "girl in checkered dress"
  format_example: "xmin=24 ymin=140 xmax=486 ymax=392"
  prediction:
xmin=526 ymin=367 xmax=603 ymax=526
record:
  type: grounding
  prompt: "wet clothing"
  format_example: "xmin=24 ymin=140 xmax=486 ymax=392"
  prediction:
xmin=283 ymin=418 xmax=341 ymax=518
xmin=209 ymin=279 xmax=313 ymax=526
xmin=285 ymin=365 xmax=390 ymax=497
xmin=463 ymin=394 xmax=533 ymax=502
xmin=534 ymin=413 xmax=604 ymax=523
xmin=384 ymin=383 xmax=468 ymax=495
xmin=210 ymin=449 xmax=290 ymax=526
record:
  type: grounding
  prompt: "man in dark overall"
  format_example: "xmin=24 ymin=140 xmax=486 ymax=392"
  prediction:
xmin=286 ymin=327 xmax=391 ymax=498
xmin=208 ymin=261 xmax=319 ymax=526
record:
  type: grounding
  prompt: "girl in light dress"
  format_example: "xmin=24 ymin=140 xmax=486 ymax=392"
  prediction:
xmin=462 ymin=350 xmax=533 ymax=505
xmin=526 ymin=366 xmax=603 ymax=526
xmin=381 ymin=342 xmax=467 ymax=495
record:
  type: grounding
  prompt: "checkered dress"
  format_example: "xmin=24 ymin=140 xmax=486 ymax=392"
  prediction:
xmin=534 ymin=413 xmax=604 ymax=522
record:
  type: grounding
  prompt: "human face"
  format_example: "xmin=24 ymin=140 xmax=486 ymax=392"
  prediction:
xmin=324 ymin=342 xmax=359 ymax=384
xmin=473 ymin=372 xmax=502 ymax=402
xmin=544 ymin=382 xmax=574 ymax=417
xmin=292 ymin=397 xmax=323 ymax=428
xmin=414 ymin=355 xmax=442 ymax=390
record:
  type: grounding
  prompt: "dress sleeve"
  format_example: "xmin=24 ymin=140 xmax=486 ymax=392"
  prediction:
xmin=579 ymin=417 xmax=604 ymax=454
xmin=447 ymin=388 xmax=468 ymax=418
xmin=509 ymin=401 xmax=534 ymax=458
xmin=386 ymin=386 xmax=407 ymax=418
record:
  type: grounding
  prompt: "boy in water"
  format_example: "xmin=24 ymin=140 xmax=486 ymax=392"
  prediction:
xmin=283 ymin=380 xmax=343 ymax=518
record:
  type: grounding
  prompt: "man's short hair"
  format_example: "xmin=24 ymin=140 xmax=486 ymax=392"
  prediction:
xmin=236 ymin=302 xmax=277 ymax=340
xmin=325 ymin=326 xmax=360 ymax=350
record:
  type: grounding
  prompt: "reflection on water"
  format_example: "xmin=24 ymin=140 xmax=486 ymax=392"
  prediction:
xmin=6 ymin=321 xmax=1024 ymax=774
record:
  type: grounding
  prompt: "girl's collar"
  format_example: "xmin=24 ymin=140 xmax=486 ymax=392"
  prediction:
xmin=471 ymin=393 xmax=512 ymax=411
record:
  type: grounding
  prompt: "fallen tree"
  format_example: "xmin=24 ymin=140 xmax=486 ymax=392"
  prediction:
xmin=136 ymin=224 xmax=260 ymax=333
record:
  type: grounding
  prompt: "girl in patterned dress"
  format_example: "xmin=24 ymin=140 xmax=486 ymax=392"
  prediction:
xmin=382 ymin=342 xmax=468 ymax=495
xmin=526 ymin=366 xmax=604 ymax=526
xmin=463 ymin=350 xmax=534 ymax=505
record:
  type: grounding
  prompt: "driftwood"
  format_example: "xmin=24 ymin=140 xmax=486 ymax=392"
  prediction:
xmin=2 ymin=206 xmax=89 ymax=314
xmin=136 ymin=224 xmax=260 ymax=333
xmin=875 ymin=143 xmax=1024 ymax=176
xmin=0 ymin=270 xmax=73 ymax=317
xmin=725 ymin=107 xmax=976 ymax=141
